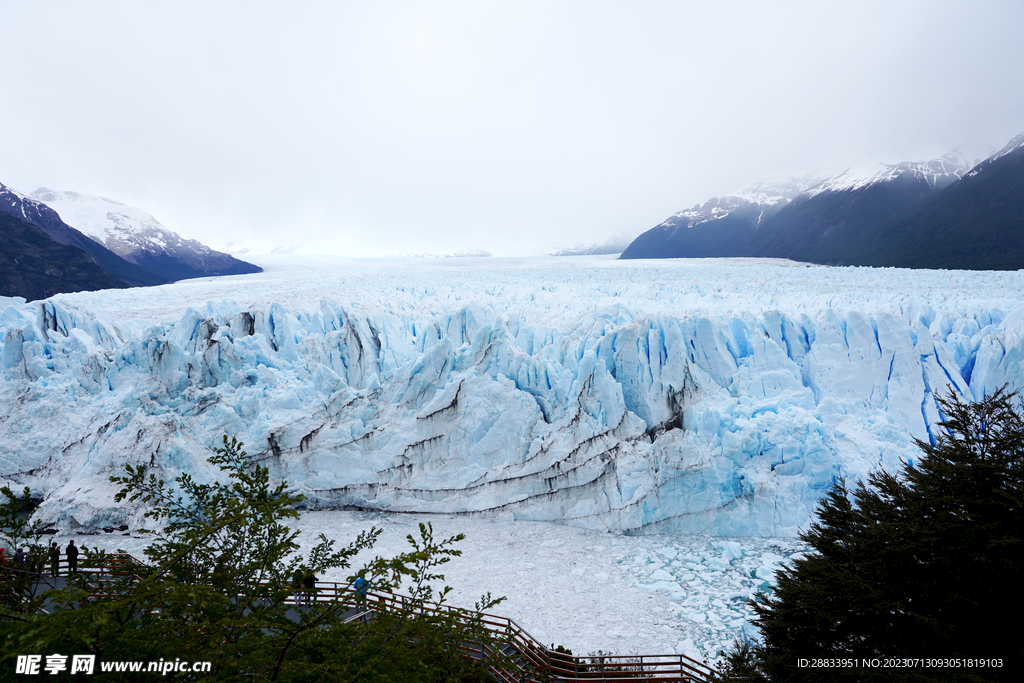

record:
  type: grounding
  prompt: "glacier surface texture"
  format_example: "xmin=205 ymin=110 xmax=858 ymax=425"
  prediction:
xmin=2 ymin=255 xmax=1023 ymax=536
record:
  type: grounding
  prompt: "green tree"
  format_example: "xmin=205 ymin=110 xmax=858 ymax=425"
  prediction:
xmin=0 ymin=436 xmax=508 ymax=682
xmin=711 ymin=638 xmax=763 ymax=683
xmin=0 ymin=487 xmax=52 ymax=613
xmin=749 ymin=387 xmax=1023 ymax=682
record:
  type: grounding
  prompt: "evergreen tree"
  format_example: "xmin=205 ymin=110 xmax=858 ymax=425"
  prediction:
xmin=750 ymin=388 xmax=1023 ymax=682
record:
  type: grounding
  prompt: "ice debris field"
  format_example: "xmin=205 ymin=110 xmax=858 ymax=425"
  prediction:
xmin=53 ymin=511 xmax=805 ymax=662
xmin=5 ymin=253 xmax=1024 ymax=660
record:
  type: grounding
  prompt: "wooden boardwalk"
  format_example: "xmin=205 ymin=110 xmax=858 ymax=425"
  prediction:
xmin=4 ymin=554 xmax=718 ymax=682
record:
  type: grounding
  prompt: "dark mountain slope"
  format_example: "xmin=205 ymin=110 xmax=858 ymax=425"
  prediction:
xmin=30 ymin=188 xmax=262 ymax=281
xmin=618 ymin=137 xmax=1024 ymax=270
xmin=743 ymin=172 xmax=938 ymax=263
xmin=620 ymin=175 xmax=821 ymax=260
xmin=846 ymin=139 xmax=1024 ymax=270
xmin=126 ymin=250 xmax=260 ymax=282
xmin=621 ymin=202 xmax=770 ymax=259
xmin=0 ymin=183 xmax=169 ymax=287
xmin=0 ymin=211 xmax=128 ymax=300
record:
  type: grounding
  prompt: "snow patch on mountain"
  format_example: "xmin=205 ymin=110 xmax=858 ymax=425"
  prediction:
xmin=30 ymin=189 xmax=215 ymax=265
xmin=1 ymin=184 xmax=32 ymax=219
xmin=551 ymin=235 xmax=634 ymax=257
xmin=990 ymin=132 xmax=1024 ymax=162
xmin=666 ymin=173 xmax=823 ymax=230
xmin=961 ymin=132 xmax=1024 ymax=180
xmin=805 ymin=150 xmax=972 ymax=198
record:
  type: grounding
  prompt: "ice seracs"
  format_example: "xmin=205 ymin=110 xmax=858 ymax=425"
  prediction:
xmin=1 ymin=256 xmax=1022 ymax=537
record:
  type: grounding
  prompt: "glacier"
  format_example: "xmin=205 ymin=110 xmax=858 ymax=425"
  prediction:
xmin=2 ymin=255 xmax=1023 ymax=536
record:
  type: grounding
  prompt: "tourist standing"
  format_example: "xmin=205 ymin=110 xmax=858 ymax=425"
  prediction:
xmin=303 ymin=568 xmax=317 ymax=604
xmin=66 ymin=540 xmax=79 ymax=573
xmin=293 ymin=567 xmax=305 ymax=605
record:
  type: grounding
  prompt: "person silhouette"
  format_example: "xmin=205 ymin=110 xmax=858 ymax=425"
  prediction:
xmin=66 ymin=540 xmax=79 ymax=573
xmin=49 ymin=542 xmax=60 ymax=577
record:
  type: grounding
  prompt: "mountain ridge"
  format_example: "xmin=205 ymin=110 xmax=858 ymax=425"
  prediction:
xmin=0 ymin=210 xmax=130 ymax=300
xmin=620 ymin=132 xmax=1024 ymax=270
xmin=30 ymin=188 xmax=263 ymax=282
xmin=619 ymin=173 xmax=823 ymax=259
xmin=1 ymin=182 xmax=168 ymax=289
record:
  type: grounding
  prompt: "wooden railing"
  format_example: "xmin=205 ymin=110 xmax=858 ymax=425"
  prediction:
xmin=5 ymin=552 xmax=144 ymax=578
xmin=4 ymin=553 xmax=717 ymax=682
xmin=294 ymin=581 xmax=716 ymax=682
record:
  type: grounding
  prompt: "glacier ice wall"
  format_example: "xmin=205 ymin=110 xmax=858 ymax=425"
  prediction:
xmin=2 ymin=258 xmax=1023 ymax=536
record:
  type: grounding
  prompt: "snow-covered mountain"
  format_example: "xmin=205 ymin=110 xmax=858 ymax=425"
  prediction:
xmin=619 ymin=174 xmax=823 ymax=259
xmin=744 ymin=138 xmax=1024 ymax=269
xmin=849 ymin=133 xmax=1024 ymax=269
xmin=670 ymin=173 xmax=825 ymax=229
xmin=963 ymin=132 xmax=1024 ymax=179
xmin=2 ymin=256 xmax=1022 ymax=537
xmin=30 ymin=189 xmax=261 ymax=282
xmin=804 ymin=149 xmax=971 ymax=198
xmin=551 ymin=236 xmax=634 ymax=257
xmin=2 ymin=184 xmax=116 ymax=253
xmin=621 ymin=132 xmax=1024 ymax=269
xmin=1 ymin=182 xmax=170 ymax=296
xmin=737 ymin=150 xmax=976 ymax=264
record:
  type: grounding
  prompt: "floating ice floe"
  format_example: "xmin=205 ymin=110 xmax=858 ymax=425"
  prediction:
xmin=46 ymin=510 xmax=806 ymax=664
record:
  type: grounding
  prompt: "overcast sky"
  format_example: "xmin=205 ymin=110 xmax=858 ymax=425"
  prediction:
xmin=2 ymin=1 xmax=1022 ymax=257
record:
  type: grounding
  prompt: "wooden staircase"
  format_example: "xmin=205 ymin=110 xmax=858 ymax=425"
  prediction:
xmin=338 ymin=584 xmax=717 ymax=682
